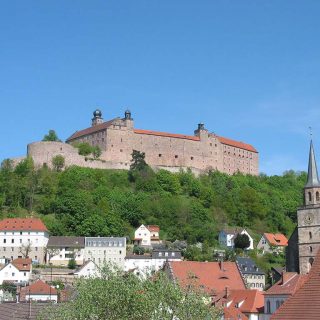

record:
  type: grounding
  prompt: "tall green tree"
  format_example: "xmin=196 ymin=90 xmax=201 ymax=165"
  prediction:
xmin=52 ymin=155 xmax=65 ymax=172
xmin=42 ymin=130 xmax=61 ymax=142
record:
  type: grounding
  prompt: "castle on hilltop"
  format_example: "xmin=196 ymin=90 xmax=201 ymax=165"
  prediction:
xmin=23 ymin=109 xmax=259 ymax=175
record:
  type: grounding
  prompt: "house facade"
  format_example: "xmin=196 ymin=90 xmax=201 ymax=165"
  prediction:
xmin=0 ymin=258 xmax=32 ymax=285
xmin=257 ymin=233 xmax=288 ymax=254
xmin=83 ymin=237 xmax=126 ymax=269
xmin=0 ymin=218 xmax=49 ymax=263
xmin=74 ymin=260 xmax=99 ymax=278
xmin=46 ymin=236 xmax=85 ymax=266
xmin=236 ymin=257 xmax=265 ymax=291
xmin=134 ymin=225 xmax=160 ymax=247
xmin=124 ymin=249 xmax=182 ymax=277
xmin=218 ymin=227 xmax=254 ymax=250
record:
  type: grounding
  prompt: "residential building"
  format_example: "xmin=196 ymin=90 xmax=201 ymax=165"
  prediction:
xmin=261 ymin=272 xmax=308 ymax=320
xmin=165 ymin=260 xmax=246 ymax=295
xmin=74 ymin=260 xmax=99 ymax=278
xmin=271 ymin=249 xmax=320 ymax=320
xmin=83 ymin=237 xmax=126 ymax=269
xmin=125 ymin=249 xmax=182 ymax=277
xmin=236 ymin=257 xmax=265 ymax=291
xmin=17 ymin=279 xmax=58 ymax=302
xmin=46 ymin=236 xmax=85 ymax=266
xmin=134 ymin=225 xmax=160 ymax=247
xmin=0 ymin=218 xmax=49 ymax=263
xmin=0 ymin=258 xmax=32 ymax=285
xmin=257 ymin=233 xmax=288 ymax=254
xmin=218 ymin=227 xmax=254 ymax=250
xmin=225 ymin=289 xmax=264 ymax=320
xmin=287 ymin=140 xmax=320 ymax=274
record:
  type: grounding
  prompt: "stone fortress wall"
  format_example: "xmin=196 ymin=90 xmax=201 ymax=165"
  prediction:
xmin=17 ymin=110 xmax=259 ymax=176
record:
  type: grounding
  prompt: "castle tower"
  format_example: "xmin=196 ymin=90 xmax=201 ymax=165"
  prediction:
xmin=194 ymin=123 xmax=208 ymax=140
xmin=297 ymin=140 xmax=320 ymax=274
xmin=92 ymin=109 xmax=104 ymax=126
xmin=123 ymin=109 xmax=134 ymax=128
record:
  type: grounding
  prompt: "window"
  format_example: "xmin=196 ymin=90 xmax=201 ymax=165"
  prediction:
xmin=266 ymin=300 xmax=271 ymax=314
xmin=308 ymin=192 xmax=312 ymax=202
xmin=175 ymin=155 xmax=178 ymax=158
xmin=309 ymin=232 xmax=312 ymax=239
xmin=3 ymin=247 xmax=6 ymax=252
xmin=317 ymin=192 xmax=320 ymax=201
xmin=24 ymin=272 xmax=26 ymax=276
xmin=276 ymin=300 xmax=281 ymax=309
xmin=11 ymin=239 xmax=14 ymax=243
xmin=12 ymin=272 xmax=15 ymax=276
xmin=20 ymin=239 xmax=22 ymax=243
xmin=191 ymin=156 xmax=194 ymax=160
xmin=159 ymin=154 xmax=162 ymax=157
xmin=20 ymin=232 xmax=22 ymax=235
xmin=11 ymin=247 xmax=14 ymax=252
xmin=3 ymin=239 xmax=6 ymax=243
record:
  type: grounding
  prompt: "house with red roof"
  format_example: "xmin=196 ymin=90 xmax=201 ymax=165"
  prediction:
xmin=165 ymin=260 xmax=246 ymax=296
xmin=269 ymin=248 xmax=320 ymax=320
xmin=257 ymin=233 xmax=288 ymax=254
xmin=260 ymin=272 xmax=308 ymax=320
xmin=0 ymin=258 xmax=32 ymax=285
xmin=17 ymin=279 xmax=58 ymax=303
xmin=0 ymin=218 xmax=49 ymax=263
xmin=134 ymin=224 xmax=160 ymax=247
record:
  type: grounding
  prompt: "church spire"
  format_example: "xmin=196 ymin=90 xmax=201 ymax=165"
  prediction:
xmin=305 ymin=140 xmax=320 ymax=188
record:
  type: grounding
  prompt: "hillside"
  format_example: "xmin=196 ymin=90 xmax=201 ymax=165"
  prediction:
xmin=0 ymin=157 xmax=305 ymax=247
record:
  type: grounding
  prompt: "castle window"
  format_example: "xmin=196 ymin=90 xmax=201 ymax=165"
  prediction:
xmin=308 ymin=192 xmax=312 ymax=202
xmin=175 ymin=155 xmax=178 ymax=159
xmin=266 ymin=300 xmax=271 ymax=314
xmin=120 ymin=149 xmax=123 ymax=152
xmin=317 ymin=192 xmax=320 ymax=201
xmin=309 ymin=246 xmax=313 ymax=253
xmin=159 ymin=154 xmax=162 ymax=157
xmin=191 ymin=157 xmax=194 ymax=160
xmin=309 ymin=232 xmax=312 ymax=239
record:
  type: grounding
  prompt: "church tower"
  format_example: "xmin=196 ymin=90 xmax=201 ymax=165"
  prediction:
xmin=297 ymin=140 xmax=320 ymax=274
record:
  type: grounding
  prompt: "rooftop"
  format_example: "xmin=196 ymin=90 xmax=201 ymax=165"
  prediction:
xmin=227 ymin=289 xmax=264 ymax=313
xmin=47 ymin=236 xmax=85 ymax=248
xmin=263 ymin=233 xmax=288 ymax=246
xmin=0 ymin=218 xmax=48 ymax=232
xmin=236 ymin=257 xmax=265 ymax=275
xmin=168 ymin=261 xmax=246 ymax=294
xmin=12 ymin=258 xmax=32 ymax=272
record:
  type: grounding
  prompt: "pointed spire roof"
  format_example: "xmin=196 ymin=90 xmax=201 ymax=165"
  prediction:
xmin=305 ymin=140 xmax=320 ymax=188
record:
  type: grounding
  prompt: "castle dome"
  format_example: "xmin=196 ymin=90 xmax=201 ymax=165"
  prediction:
xmin=93 ymin=109 xmax=102 ymax=118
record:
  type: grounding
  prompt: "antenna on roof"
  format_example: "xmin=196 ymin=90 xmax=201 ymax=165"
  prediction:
xmin=309 ymin=126 xmax=313 ymax=139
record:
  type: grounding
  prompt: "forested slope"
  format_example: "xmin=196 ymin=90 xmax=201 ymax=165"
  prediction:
xmin=0 ymin=157 xmax=306 ymax=247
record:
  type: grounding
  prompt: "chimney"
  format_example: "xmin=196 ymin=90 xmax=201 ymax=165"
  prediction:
xmin=219 ymin=260 xmax=224 ymax=271
xmin=225 ymin=286 xmax=230 ymax=298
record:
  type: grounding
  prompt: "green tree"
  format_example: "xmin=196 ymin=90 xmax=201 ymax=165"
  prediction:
xmin=42 ymin=130 xmax=61 ymax=142
xmin=92 ymin=146 xmax=102 ymax=159
xmin=76 ymin=142 xmax=93 ymax=156
xmin=130 ymin=150 xmax=147 ymax=171
xmin=68 ymin=257 xmax=77 ymax=269
xmin=52 ymin=155 xmax=65 ymax=172
xmin=234 ymin=233 xmax=250 ymax=250
xmin=42 ymin=268 xmax=220 ymax=320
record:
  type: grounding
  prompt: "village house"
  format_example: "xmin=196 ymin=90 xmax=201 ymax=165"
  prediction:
xmin=46 ymin=236 xmax=85 ymax=266
xmin=165 ymin=260 xmax=246 ymax=296
xmin=83 ymin=237 xmax=126 ymax=269
xmin=257 ymin=233 xmax=288 ymax=254
xmin=260 ymin=272 xmax=307 ymax=320
xmin=218 ymin=227 xmax=254 ymax=250
xmin=0 ymin=258 xmax=32 ymax=285
xmin=125 ymin=249 xmax=182 ymax=277
xmin=17 ymin=279 xmax=58 ymax=303
xmin=0 ymin=218 xmax=49 ymax=263
xmin=134 ymin=225 xmax=160 ymax=247
xmin=74 ymin=260 xmax=99 ymax=278
xmin=236 ymin=257 xmax=265 ymax=291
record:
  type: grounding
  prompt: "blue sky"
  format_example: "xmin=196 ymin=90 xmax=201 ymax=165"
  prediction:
xmin=1 ymin=0 xmax=320 ymax=175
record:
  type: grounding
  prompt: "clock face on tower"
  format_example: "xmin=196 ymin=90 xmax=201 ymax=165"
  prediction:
xmin=304 ymin=213 xmax=315 ymax=225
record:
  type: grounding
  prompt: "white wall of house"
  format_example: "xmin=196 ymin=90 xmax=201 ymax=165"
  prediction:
xmin=0 ymin=263 xmax=31 ymax=285
xmin=25 ymin=293 xmax=58 ymax=303
xmin=134 ymin=225 xmax=151 ymax=246
xmin=74 ymin=261 xmax=99 ymax=278
xmin=219 ymin=229 xmax=254 ymax=250
xmin=243 ymin=274 xmax=265 ymax=291
xmin=48 ymin=248 xmax=84 ymax=266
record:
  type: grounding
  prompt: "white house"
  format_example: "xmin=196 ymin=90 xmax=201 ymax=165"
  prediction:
xmin=74 ymin=260 xmax=100 ymax=278
xmin=134 ymin=225 xmax=160 ymax=247
xmin=0 ymin=218 xmax=49 ymax=263
xmin=257 ymin=233 xmax=288 ymax=254
xmin=0 ymin=258 xmax=32 ymax=285
xmin=218 ymin=227 xmax=254 ymax=250
xmin=17 ymin=279 xmax=58 ymax=303
xmin=46 ymin=236 xmax=85 ymax=266
xmin=125 ymin=249 xmax=182 ymax=278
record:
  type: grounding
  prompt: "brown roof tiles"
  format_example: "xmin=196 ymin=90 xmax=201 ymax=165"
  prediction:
xmin=263 ymin=233 xmax=288 ymax=246
xmin=0 ymin=218 xmax=48 ymax=232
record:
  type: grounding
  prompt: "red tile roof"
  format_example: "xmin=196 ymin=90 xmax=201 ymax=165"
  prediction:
xmin=217 ymin=136 xmax=258 ymax=153
xmin=169 ymin=261 xmax=246 ymax=294
xmin=227 ymin=289 xmax=264 ymax=313
xmin=224 ymin=306 xmax=249 ymax=320
xmin=12 ymin=258 xmax=32 ymax=272
xmin=147 ymin=225 xmax=160 ymax=232
xmin=134 ymin=129 xmax=201 ymax=141
xmin=271 ymin=249 xmax=320 ymax=320
xmin=265 ymin=272 xmax=308 ymax=296
xmin=263 ymin=233 xmax=288 ymax=246
xmin=0 ymin=218 xmax=48 ymax=232
xmin=66 ymin=119 xmax=116 ymax=141
xmin=21 ymin=280 xmax=57 ymax=296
